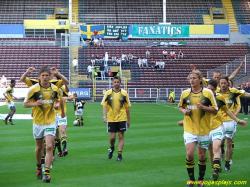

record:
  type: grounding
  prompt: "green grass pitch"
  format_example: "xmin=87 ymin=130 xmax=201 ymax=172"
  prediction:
xmin=0 ymin=102 xmax=249 ymax=187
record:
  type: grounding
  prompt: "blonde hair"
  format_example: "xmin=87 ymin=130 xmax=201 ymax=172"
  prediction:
xmin=187 ymin=70 xmax=203 ymax=86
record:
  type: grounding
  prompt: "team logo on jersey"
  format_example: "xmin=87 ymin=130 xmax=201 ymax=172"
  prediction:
xmin=110 ymin=97 xmax=113 ymax=100
xmin=187 ymin=100 xmax=190 ymax=104
xmin=39 ymin=95 xmax=43 ymax=99
xmin=226 ymin=100 xmax=233 ymax=104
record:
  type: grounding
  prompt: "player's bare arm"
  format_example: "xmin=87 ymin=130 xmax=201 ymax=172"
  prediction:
xmin=179 ymin=106 xmax=191 ymax=115
xmin=196 ymin=103 xmax=218 ymax=114
xmin=51 ymin=67 xmax=69 ymax=85
xmin=103 ymin=106 xmax=107 ymax=123
xmin=23 ymin=98 xmax=42 ymax=108
xmin=229 ymin=60 xmax=245 ymax=80
xmin=20 ymin=67 xmax=36 ymax=82
xmin=225 ymin=109 xmax=247 ymax=127
xmin=126 ymin=107 xmax=130 ymax=128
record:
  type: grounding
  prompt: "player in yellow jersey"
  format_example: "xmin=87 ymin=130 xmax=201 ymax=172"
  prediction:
xmin=20 ymin=67 xmax=69 ymax=88
xmin=101 ymin=76 xmax=131 ymax=162
xmin=23 ymin=66 xmax=65 ymax=183
xmin=190 ymin=60 xmax=245 ymax=87
xmin=218 ymin=75 xmax=250 ymax=172
xmin=206 ymin=79 xmax=246 ymax=181
xmin=3 ymin=80 xmax=17 ymax=125
xmin=179 ymin=70 xmax=218 ymax=187
xmin=53 ymin=74 xmax=74 ymax=158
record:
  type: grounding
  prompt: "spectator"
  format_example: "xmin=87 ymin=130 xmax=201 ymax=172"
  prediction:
xmin=90 ymin=54 xmax=96 ymax=66
xmin=116 ymin=58 xmax=121 ymax=66
xmin=169 ymin=90 xmax=175 ymax=103
xmin=121 ymin=54 xmax=126 ymax=68
xmin=116 ymin=70 xmax=121 ymax=77
xmin=146 ymin=50 xmax=150 ymax=59
xmin=128 ymin=53 xmax=134 ymax=64
xmin=95 ymin=54 xmax=100 ymax=64
xmin=104 ymin=65 xmax=110 ymax=77
xmin=86 ymin=64 xmax=93 ymax=80
xmin=100 ymin=64 xmax=105 ymax=80
xmin=169 ymin=50 xmax=176 ymax=59
xmin=142 ymin=58 xmax=148 ymax=67
xmin=99 ymin=38 xmax=104 ymax=47
xmin=93 ymin=67 xmax=98 ymax=78
xmin=159 ymin=61 xmax=165 ymax=69
xmin=138 ymin=58 xmax=142 ymax=68
xmin=162 ymin=50 xmax=168 ymax=59
xmin=72 ymin=58 xmax=78 ymax=73
xmin=112 ymin=56 xmax=117 ymax=66
xmin=153 ymin=61 xmax=159 ymax=71
xmin=1 ymin=75 xmax=7 ymax=88
xmin=104 ymin=52 xmax=109 ymax=66
xmin=178 ymin=50 xmax=184 ymax=59
xmin=107 ymin=70 xmax=113 ymax=77
xmin=94 ymin=38 xmax=99 ymax=47
xmin=89 ymin=38 xmax=94 ymax=47
xmin=118 ymin=28 xmax=122 ymax=41
xmin=150 ymin=58 xmax=156 ymax=68
xmin=93 ymin=29 xmax=98 ymax=39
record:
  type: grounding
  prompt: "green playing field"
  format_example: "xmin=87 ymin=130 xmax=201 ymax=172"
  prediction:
xmin=0 ymin=102 xmax=249 ymax=187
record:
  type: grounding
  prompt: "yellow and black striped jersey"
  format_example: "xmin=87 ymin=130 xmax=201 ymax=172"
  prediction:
xmin=4 ymin=87 xmax=14 ymax=103
xmin=217 ymin=88 xmax=245 ymax=121
xmin=179 ymin=88 xmax=218 ymax=135
xmin=58 ymin=85 xmax=69 ymax=115
xmin=101 ymin=89 xmax=131 ymax=122
xmin=24 ymin=83 xmax=61 ymax=125
xmin=73 ymin=98 xmax=86 ymax=111
xmin=210 ymin=93 xmax=228 ymax=131
xmin=24 ymin=77 xmax=63 ymax=88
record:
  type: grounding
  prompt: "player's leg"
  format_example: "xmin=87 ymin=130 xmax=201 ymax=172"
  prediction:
xmin=80 ymin=114 xmax=84 ymax=126
xmin=208 ymin=144 xmax=213 ymax=170
xmin=35 ymin=138 xmax=44 ymax=180
xmin=185 ymin=142 xmax=196 ymax=187
xmin=60 ymin=125 xmax=68 ymax=156
xmin=117 ymin=131 xmax=124 ymax=162
xmin=8 ymin=106 xmax=16 ymax=125
xmin=43 ymin=135 xmax=54 ymax=183
xmin=225 ymin=138 xmax=232 ymax=171
xmin=107 ymin=122 xmax=117 ymax=159
xmin=212 ymin=139 xmax=221 ymax=181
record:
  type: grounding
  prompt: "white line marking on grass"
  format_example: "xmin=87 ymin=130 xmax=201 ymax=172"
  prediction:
xmin=0 ymin=114 xmax=33 ymax=120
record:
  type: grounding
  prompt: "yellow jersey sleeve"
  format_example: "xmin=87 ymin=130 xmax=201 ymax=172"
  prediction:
xmin=24 ymin=78 xmax=39 ymax=88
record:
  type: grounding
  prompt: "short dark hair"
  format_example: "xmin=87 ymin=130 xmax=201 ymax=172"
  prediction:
xmin=10 ymin=79 xmax=15 ymax=84
xmin=207 ymin=79 xmax=217 ymax=88
xmin=53 ymin=74 xmax=60 ymax=80
xmin=38 ymin=66 xmax=51 ymax=76
xmin=113 ymin=76 xmax=121 ymax=82
xmin=220 ymin=75 xmax=229 ymax=82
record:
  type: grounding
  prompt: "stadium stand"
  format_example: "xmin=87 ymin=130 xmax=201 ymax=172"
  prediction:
xmin=0 ymin=0 xmax=68 ymax=24
xmin=78 ymin=43 xmax=249 ymax=88
xmin=232 ymin=0 xmax=250 ymax=24
xmin=79 ymin=0 xmax=223 ymax=25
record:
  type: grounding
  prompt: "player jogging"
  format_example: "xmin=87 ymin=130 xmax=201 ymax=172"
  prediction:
xmin=3 ymin=79 xmax=17 ymax=125
xmin=23 ymin=66 xmax=65 ymax=183
xmin=101 ymin=76 xmax=131 ymax=162
xmin=73 ymin=93 xmax=87 ymax=126
xmin=179 ymin=70 xmax=218 ymax=187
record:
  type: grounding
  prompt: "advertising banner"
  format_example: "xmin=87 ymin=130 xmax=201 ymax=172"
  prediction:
xmin=132 ymin=25 xmax=189 ymax=38
xmin=105 ymin=25 xmax=129 ymax=37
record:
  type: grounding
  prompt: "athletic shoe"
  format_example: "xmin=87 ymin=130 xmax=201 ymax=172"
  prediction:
xmin=81 ymin=123 xmax=84 ymax=126
xmin=43 ymin=174 xmax=51 ymax=183
xmin=3 ymin=119 xmax=7 ymax=125
xmin=36 ymin=169 xmax=42 ymax=180
xmin=229 ymin=159 xmax=233 ymax=165
xmin=56 ymin=152 xmax=62 ymax=157
xmin=62 ymin=149 xmax=68 ymax=157
xmin=8 ymin=120 xmax=14 ymax=125
xmin=117 ymin=154 xmax=123 ymax=162
xmin=186 ymin=180 xmax=195 ymax=187
xmin=52 ymin=156 xmax=55 ymax=161
xmin=108 ymin=149 xmax=114 ymax=159
xmin=197 ymin=180 xmax=204 ymax=187
xmin=225 ymin=165 xmax=231 ymax=171
xmin=212 ymin=170 xmax=219 ymax=181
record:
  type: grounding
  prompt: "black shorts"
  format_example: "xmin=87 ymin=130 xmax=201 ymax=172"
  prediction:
xmin=107 ymin=121 xmax=127 ymax=132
